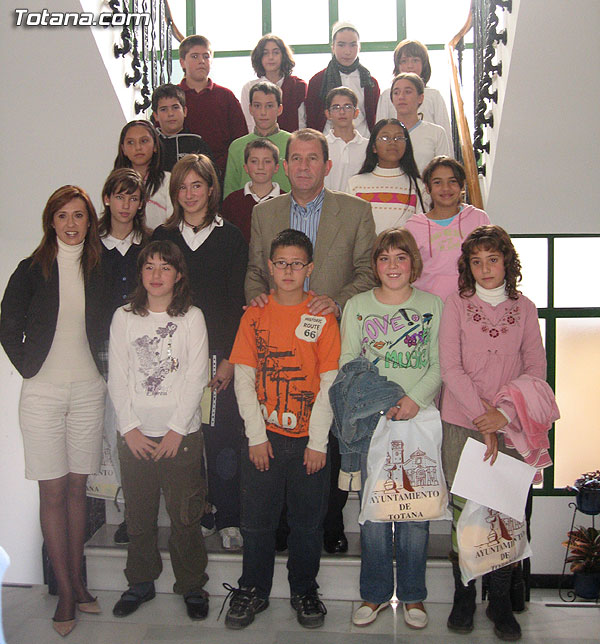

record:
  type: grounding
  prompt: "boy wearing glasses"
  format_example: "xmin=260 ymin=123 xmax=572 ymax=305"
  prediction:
xmin=323 ymin=87 xmax=369 ymax=192
xmin=226 ymin=229 xmax=340 ymax=631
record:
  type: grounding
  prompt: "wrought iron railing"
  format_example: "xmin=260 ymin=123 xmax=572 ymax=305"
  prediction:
xmin=472 ymin=0 xmax=513 ymax=176
xmin=109 ymin=0 xmax=184 ymax=114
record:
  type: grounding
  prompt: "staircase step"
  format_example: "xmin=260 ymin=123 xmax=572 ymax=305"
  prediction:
xmin=85 ymin=523 xmax=455 ymax=602
xmin=104 ymin=492 xmax=451 ymax=535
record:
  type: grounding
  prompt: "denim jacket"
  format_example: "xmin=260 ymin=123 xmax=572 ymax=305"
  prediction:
xmin=329 ymin=357 xmax=404 ymax=483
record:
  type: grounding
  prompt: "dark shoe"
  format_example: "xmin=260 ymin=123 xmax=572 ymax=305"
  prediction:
xmin=222 ymin=584 xmax=269 ymax=629
xmin=290 ymin=590 xmax=327 ymax=628
xmin=510 ymin=563 xmax=526 ymax=613
xmin=113 ymin=520 xmax=129 ymax=545
xmin=323 ymin=532 xmax=348 ymax=554
xmin=447 ymin=554 xmax=476 ymax=633
xmin=112 ymin=583 xmax=155 ymax=617
xmin=184 ymin=591 xmax=209 ymax=620
xmin=487 ymin=566 xmax=522 ymax=641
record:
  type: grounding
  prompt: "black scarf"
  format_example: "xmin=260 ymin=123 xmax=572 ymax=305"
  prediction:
xmin=319 ymin=56 xmax=374 ymax=103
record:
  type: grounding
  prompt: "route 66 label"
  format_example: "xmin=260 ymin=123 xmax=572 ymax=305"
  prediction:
xmin=295 ymin=314 xmax=326 ymax=342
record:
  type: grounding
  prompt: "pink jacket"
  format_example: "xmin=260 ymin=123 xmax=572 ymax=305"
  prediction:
xmin=493 ymin=374 xmax=559 ymax=484
xmin=404 ymin=205 xmax=490 ymax=301
xmin=440 ymin=292 xmax=547 ymax=431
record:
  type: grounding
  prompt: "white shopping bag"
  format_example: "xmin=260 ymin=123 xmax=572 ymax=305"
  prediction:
xmin=86 ymin=437 xmax=123 ymax=502
xmin=359 ymin=405 xmax=451 ymax=524
xmin=457 ymin=499 xmax=532 ymax=585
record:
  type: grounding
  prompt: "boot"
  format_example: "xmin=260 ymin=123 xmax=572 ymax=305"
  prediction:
xmin=447 ymin=552 xmax=476 ymax=633
xmin=509 ymin=562 xmax=526 ymax=613
xmin=486 ymin=565 xmax=522 ymax=641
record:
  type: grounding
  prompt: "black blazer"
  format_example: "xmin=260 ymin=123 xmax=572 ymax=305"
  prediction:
xmin=0 ymin=256 xmax=108 ymax=378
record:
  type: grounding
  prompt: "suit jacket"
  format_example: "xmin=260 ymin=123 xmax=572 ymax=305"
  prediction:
xmin=245 ymin=189 xmax=377 ymax=308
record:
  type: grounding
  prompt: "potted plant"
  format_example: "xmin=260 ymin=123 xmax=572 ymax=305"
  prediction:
xmin=568 ymin=470 xmax=600 ymax=515
xmin=562 ymin=525 xmax=600 ymax=599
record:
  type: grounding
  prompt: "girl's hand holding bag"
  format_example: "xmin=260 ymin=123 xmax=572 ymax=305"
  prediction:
xmin=359 ymin=404 xmax=451 ymax=524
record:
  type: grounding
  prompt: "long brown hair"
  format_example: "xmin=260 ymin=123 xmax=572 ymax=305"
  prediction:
xmin=126 ymin=240 xmax=192 ymax=317
xmin=164 ymin=154 xmax=220 ymax=230
xmin=31 ymin=185 xmax=102 ymax=280
xmin=98 ymin=168 xmax=150 ymax=243
xmin=458 ymin=225 xmax=522 ymax=299
xmin=113 ymin=120 xmax=165 ymax=197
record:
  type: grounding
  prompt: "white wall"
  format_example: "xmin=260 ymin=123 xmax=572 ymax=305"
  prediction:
xmin=0 ymin=0 xmax=126 ymax=583
xmin=485 ymin=0 xmax=600 ymax=233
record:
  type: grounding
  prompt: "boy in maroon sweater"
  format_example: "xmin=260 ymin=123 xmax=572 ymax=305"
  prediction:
xmin=221 ymin=139 xmax=283 ymax=244
xmin=178 ymin=35 xmax=247 ymax=177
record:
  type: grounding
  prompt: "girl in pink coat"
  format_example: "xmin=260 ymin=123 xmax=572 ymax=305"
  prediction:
xmin=405 ymin=157 xmax=490 ymax=301
xmin=439 ymin=225 xmax=546 ymax=640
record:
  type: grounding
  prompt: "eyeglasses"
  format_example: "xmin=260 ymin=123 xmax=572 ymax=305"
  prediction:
xmin=376 ymin=135 xmax=407 ymax=143
xmin=329 ymin=104 xmax=355 ymax=112
xmin=272 ymin=260 xmax=310 ymax=271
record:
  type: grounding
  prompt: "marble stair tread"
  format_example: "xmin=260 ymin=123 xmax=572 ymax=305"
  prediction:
xmin=87 ymin=523 xmax=451 ymax=559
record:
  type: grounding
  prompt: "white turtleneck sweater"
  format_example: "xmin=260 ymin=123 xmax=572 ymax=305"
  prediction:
xmin=33 ymin=238 xmax=98 ymax=384
xmin=347 ymin=165 xmax=426 ymax=234
xmin=475 ymin=281 xmax=508 ymax=307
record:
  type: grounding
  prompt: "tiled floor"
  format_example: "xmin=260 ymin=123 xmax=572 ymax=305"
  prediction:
xmin=2 ymin=585 xmax=599 ymax=644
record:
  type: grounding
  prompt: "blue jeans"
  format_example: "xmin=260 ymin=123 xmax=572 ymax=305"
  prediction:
xmin=358 ymin=453 xmax=429 ymax=604
xmin=239 ymin=431 xmax=330 ymax=599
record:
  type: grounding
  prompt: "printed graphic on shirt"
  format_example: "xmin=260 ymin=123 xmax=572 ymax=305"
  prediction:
xmin=358 ymin=307 xmax=433 ymax=369
xmin=250 ymin=317 xmax=317 ymax=435
xmin=133 ymin=321 xmax=179 ymax=396
xmin=466 ymin=301 xmax=521 ymax=338
xmin=428 ymin=227 xmax=462 ymax=251
xmin=294 ymin=314 xmax=326 ymax=343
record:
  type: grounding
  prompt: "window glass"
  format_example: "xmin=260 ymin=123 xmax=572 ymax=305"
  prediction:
xmin=271 ymin=0 xmax=329 ymax=45
xmin=338 ymin=0 xmax=397 ymax=42
xmin=512 ymin=237 xmax=548 ymax=308
xmin=168 ymin=2 xmax=187 ymax=49
xmin=210 ymin=55 xmax=257 ymax=100
xmin=406 ymin=0 xmax=473 ymax=44
xmin=194 ymin=0 xmax=262 ymax=51
xmin=554 ymin=318 xmax=600 ymax=487
xmin=554 ymin=238 xmax=600 ymax=308
xmin=289 ymin=52 xmax=335 ymax=89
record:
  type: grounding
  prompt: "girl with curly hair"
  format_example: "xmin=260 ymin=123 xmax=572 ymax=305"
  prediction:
xmin=240 ymin=34 xmax=307 ymax=132
xmin=439 ymin=225 xmax=546 ymax=640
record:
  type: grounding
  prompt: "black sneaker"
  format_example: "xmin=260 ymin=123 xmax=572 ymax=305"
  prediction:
xmin=222 ymin=584 xmax=269 ymax=629
xmin=114 ymin=520 xmax=129 ymax=545
xmin=290 ymin=590 xmax=327 ymax=628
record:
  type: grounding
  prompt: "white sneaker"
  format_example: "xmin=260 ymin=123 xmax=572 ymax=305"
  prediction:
xmin=352 ymin=601 xmax=390 ymax=626
xmin=403 ymin=603 xmax=428 ymax=629
xmin=220 ymin=527 xmax=243 ymax=550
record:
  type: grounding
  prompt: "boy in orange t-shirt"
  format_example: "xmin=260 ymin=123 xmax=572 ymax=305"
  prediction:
xmin=226 ymin=229 xmax=340 ymax=630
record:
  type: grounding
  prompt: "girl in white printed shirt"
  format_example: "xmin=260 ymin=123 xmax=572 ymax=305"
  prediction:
xmin=108 ymin=240 xmax=211 ymax=620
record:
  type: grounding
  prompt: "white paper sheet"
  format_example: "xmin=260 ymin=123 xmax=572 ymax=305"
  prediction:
xmin=450 ymin=438 xmax=536 ymax=520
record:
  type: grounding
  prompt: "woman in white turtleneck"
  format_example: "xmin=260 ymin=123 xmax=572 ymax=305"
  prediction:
xmin=347 ymin=118 xmax=426 ymax=234
xmin=0 ymin=186 xmax=107 ymax=637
